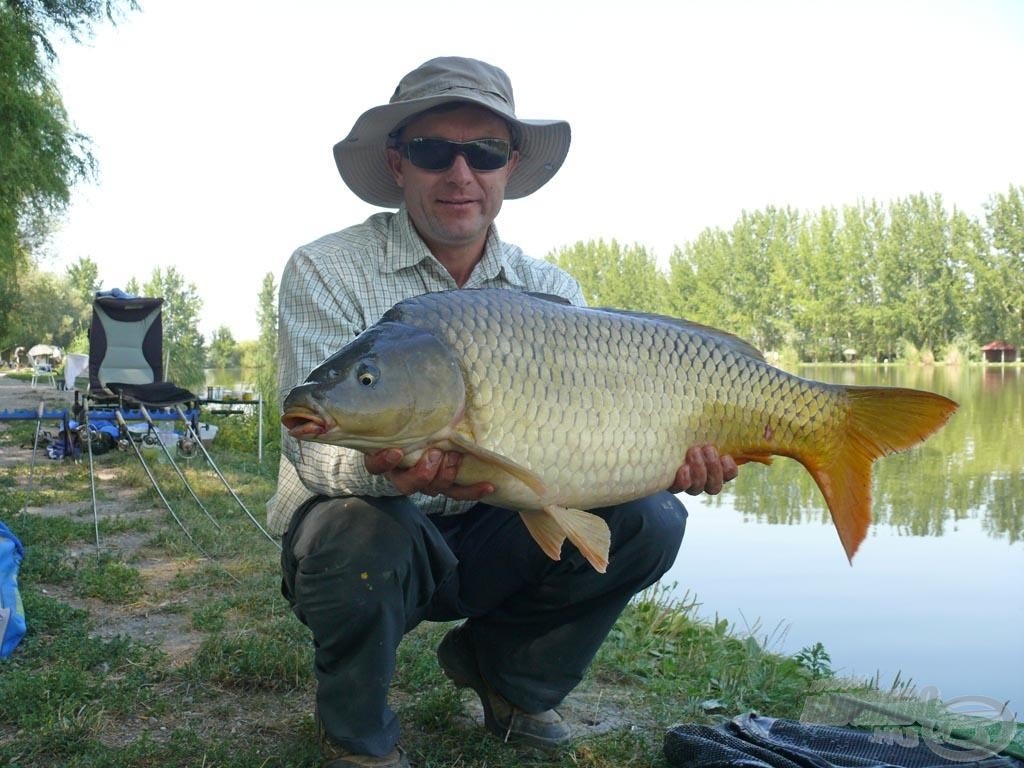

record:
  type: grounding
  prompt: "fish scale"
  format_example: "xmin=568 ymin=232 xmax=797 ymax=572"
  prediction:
xmin=282 ymin=289 xmax=958 ymax=572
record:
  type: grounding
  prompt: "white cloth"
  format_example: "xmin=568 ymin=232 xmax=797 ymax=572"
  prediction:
xmin=64 ymin=353 xmax=89 ymax=390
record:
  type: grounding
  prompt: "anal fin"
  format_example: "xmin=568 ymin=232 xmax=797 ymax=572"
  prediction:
xmin=518 ymin=507 xmax=612 ymax=574
xmin=519 ymin=511 xmax=566 ymax=562
xmin=544 ymin=505 xmax=611 ymax=574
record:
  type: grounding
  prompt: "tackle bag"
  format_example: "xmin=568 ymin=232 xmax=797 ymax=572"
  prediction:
xmin=0 ymin=521 xmax=26 ymax=658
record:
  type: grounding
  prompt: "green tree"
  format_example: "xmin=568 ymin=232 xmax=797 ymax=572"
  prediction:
xmin=64 ymin=255 xmax=100 ymax=341
xmin=838 ymin=201 xmax=886 ymax=360
xmin=666 ymin=209 xmax=799 ymax=353
xmin=726 ymin=208 xmax=800 ymax=352
xmin=983 ymin=185 xmax=1024 ymax=345
xmin=0 ymin=1 xmax=135 ymax=338
xmin=1 ymin=265 xmax=78 ymax=349
xmin=666 ymin=228 xmax=733 ymax=326
xmin=207 ymin=325 xmax=239 ymax=369
xmin=948 ymin=209 xmax=988 ymax=356
xmin=906 ymin=194 xmax=963 ymax=353
xmin=65 ymin=255 xmax=101 ymax=304
xmin=255 ymin=272 xmax=279 ymax=449
xmin=141 ymin=266 xmax=205 ymax=393
xmin=547 ymin=239 xmax=669 ymax=312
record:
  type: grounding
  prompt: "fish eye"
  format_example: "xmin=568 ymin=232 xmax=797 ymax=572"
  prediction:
xmin=356 ymin=362 xmax=379 ymax=387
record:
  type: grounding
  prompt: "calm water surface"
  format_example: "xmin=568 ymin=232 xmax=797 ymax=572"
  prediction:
xmin=664 ymin=364 xmax=1023 ymax=715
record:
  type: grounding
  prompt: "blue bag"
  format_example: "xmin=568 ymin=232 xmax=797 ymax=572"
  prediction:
xmin=0 ymin=521 xmax=26 ymax=658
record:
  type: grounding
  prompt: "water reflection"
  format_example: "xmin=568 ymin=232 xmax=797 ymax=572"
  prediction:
xmin=726 ymin=365 xmax=1023 ymax=544
xmin=665 ymin=365 xmax=1022 ymax=716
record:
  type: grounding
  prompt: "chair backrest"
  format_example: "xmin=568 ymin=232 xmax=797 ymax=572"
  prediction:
xmin=89 ymin=296 xmax=166 ymax=391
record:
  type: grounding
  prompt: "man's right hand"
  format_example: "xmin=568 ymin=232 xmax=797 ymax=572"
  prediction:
xmin=365 ymin=448 xmax=495 ymax=501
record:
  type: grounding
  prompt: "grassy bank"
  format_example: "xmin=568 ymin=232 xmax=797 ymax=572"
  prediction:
xmin=0 ymin=416 xmax=1013 ymax=767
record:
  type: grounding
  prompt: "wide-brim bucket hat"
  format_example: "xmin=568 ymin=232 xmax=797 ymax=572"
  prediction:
xmin=333 ymin=57 xmax=571 ymax=208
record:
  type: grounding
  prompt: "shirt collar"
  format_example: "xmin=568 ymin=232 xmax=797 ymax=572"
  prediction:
xmin=380 ymin=207 xmax=436 ymax=274
xmin=382 ymin=206 xmax=524 ymax=289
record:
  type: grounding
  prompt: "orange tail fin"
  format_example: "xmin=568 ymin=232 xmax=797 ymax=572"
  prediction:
xmin=799 ymin=387 xmax=958 ymax=562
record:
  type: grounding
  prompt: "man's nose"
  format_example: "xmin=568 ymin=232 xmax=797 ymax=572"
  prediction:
xmin=444 ymin=152 xmax=475 ymax=181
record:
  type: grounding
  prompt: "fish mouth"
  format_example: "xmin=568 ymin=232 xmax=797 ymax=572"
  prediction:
xmin=281 ymin=407 xmax=329 ymax=439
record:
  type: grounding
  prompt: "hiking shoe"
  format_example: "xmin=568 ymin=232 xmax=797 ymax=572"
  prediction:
xmin=437 ymin=623 xmax=571 ymax=749
xmin=317 ymin=711 xmax=409 ymax=768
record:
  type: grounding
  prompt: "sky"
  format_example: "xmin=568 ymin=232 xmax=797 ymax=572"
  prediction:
xmin=45 ymin=0 xmax=1024 ymax=341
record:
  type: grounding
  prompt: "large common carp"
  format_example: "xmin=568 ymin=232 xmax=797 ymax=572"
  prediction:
xmin=281 ymin=289 xmax=958 ymax=573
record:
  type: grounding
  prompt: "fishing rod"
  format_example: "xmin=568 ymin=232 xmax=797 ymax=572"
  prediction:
xmin=137 ymin=405 xmax=222 ymax=531
xmin=114 ymin=410 xmax=239 ymax=583
xmin=174 ymin=404 xmax=280 ymax=549
xmin=20 ymin=401 xmax=45 ymax=516
xmin=83 ymin=397 xmax=101 ymax=549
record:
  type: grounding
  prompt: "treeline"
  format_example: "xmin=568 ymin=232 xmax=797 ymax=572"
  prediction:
xmin=0 ymin=258 xmax=283 ymax=449
xmin=548 ymin=186 xmax=1023 ymax=363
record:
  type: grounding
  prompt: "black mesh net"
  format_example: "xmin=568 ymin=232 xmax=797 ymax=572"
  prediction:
xmin=664 ymin=713 xmax=1021 ymax=768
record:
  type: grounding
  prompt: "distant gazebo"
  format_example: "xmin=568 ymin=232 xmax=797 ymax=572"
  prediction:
xmin=981 ymin=340 xmax=1017 ymax=363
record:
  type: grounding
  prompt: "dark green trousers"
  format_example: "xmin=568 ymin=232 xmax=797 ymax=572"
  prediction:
xmin=280 ymin=493 xmax=687 ymax=757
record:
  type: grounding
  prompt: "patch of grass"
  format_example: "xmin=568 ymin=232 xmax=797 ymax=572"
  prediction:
xmin=185 ymin=622 xmax=313 ymax=691
xmin=0 ymin=590 xmax=162 ymax=729
xmin=0 ymin=419 xmax=42 ymax=447
xmin=72 ymin=553 xmax=145 ymax=603
xmin=593 ymin=583 xmax=816 ymax=720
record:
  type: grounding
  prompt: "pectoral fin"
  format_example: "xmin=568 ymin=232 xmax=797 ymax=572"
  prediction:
xmin=445 ymin=432 xmax=548 ymax=497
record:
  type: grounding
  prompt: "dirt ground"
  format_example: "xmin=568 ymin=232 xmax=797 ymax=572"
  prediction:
xmin=0 ymin=373 xmax=212 ymax=669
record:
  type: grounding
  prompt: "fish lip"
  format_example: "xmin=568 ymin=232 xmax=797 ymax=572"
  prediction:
xmin=282 ymin=408 xmax=328 ymax=439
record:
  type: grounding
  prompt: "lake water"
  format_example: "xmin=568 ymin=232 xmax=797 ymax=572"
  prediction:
xmin=663 ymin=364 xmax=1023 ymax=716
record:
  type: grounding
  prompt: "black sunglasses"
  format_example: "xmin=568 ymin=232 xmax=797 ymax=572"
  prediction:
xmin=398 ymin=137 xmax=512 ymax=172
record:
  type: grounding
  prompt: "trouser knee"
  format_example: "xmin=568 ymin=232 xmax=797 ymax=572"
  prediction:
xmin=602 ymin=491 xmax=687 ymax=584
xmin=280 ymin=495 xmax=457 ymax=628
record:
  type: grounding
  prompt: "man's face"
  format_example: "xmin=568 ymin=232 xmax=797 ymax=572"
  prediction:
xmin=386 ymin=105 xmax=519 ymax=255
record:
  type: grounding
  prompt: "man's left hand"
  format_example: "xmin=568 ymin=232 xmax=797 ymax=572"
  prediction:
xmin=670 ymin=444 xmax=738 ymax=495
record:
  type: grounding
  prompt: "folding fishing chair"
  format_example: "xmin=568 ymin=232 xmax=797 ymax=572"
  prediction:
xmin=80 ymin=293 xmax=203 ymax=548
xmin=87 ymin=294 xmax=197 ymax=408
xmin=82 ymin=293 xmax=279 ymax=553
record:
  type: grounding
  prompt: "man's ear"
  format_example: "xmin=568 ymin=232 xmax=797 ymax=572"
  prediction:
xmin=385 ymin=147 xmax=405 ymax=187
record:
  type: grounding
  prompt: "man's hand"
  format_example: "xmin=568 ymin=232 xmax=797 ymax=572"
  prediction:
xmin=367 ymin=443 xmax=736 ymax=501
xmin=365 ymin=448 xmax=494 ymax=501
xmin=670 ymin=444 xmax=738 ymax=496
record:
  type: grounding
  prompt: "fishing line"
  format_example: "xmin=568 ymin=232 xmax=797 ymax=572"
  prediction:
xmin=138 ymin=405 xmax=222 ymax=531
xmin=115 ymin=410 xmax=241 ymax=584
xmin=174 ymin=405 xmax=280 ymax=549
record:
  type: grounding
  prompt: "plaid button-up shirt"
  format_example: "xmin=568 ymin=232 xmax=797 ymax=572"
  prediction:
xmin=266 ymin=207 xmax=585 ymax=535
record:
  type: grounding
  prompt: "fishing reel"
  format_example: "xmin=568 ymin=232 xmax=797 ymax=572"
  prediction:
xmin=176 ymin=434 xmax=198 ymax=459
